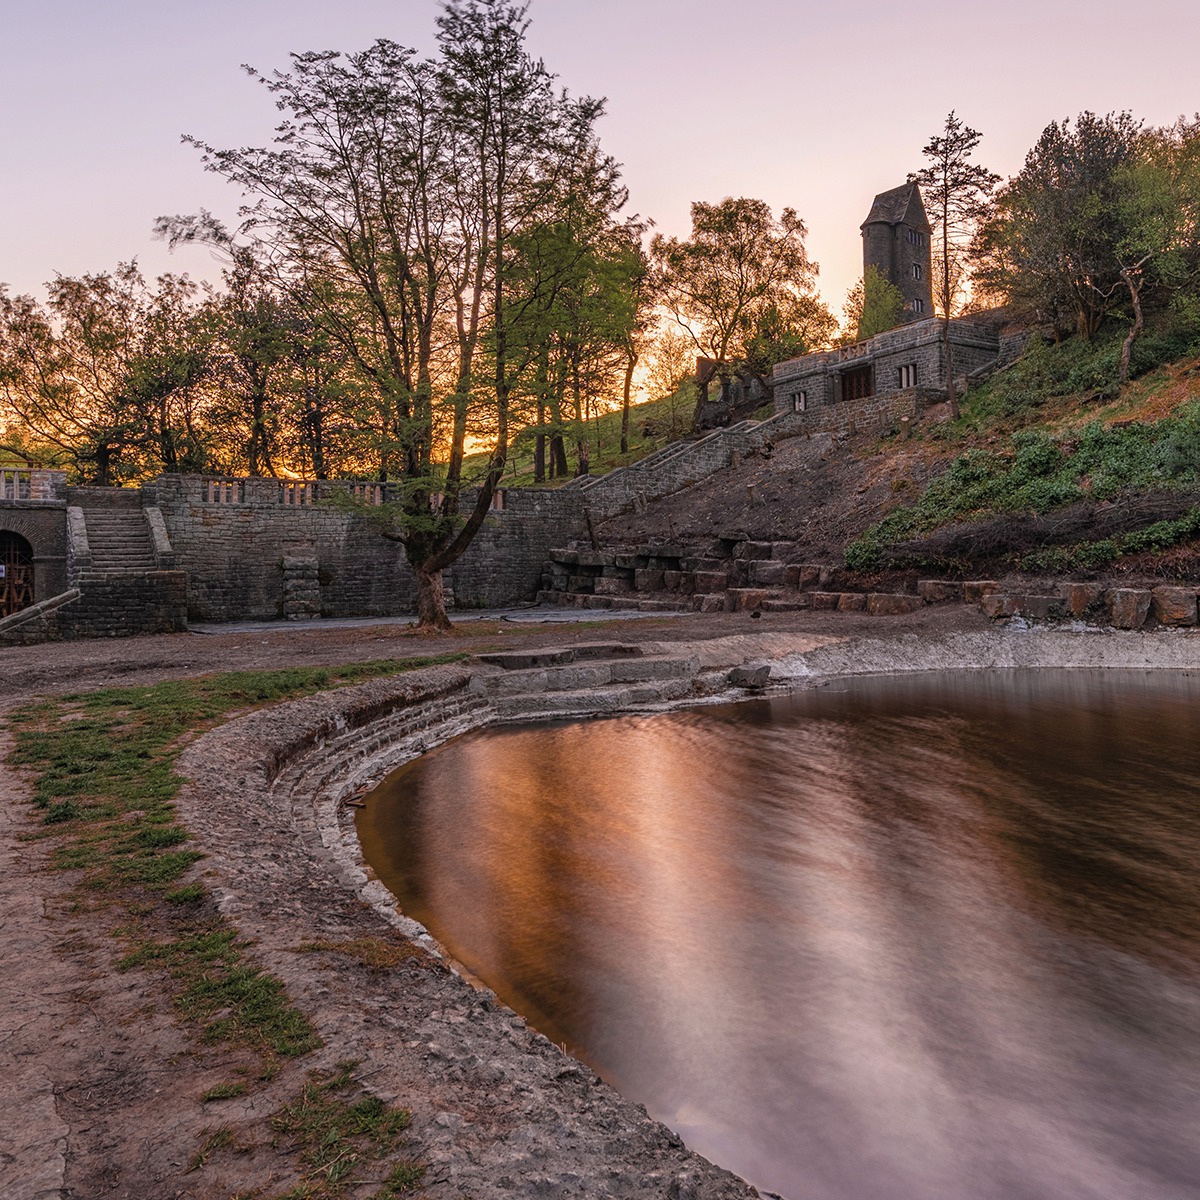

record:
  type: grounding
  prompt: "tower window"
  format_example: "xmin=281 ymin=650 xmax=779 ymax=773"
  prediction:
xmin=791 ymin=391 xmax=807 ymax=412
xmin=898 ymin=364 xmax=917 ymax=388
xmin=912 ymin=264 xmax=923 ymax=280
xmin=905 ymin=229 xmax=927 ymax=247
xmin=911 ymin=298 xmax=926 ymax=314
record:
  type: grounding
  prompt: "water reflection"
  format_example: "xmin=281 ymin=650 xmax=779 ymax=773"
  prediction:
xmin=357 ymin=669 xmax=1200 ymax=1199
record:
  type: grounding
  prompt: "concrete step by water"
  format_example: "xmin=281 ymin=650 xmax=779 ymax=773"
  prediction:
xmin=469 ymin=653 xmax=699 ymax=698
xmin=489 ymin=676 xmax=695 ymax=719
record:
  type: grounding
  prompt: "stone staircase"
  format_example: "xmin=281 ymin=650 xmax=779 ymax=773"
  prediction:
xmin=469 ymin=642 xmax=701 ymax=718
xmin=80 ymin=507 xmax=158 ymax=575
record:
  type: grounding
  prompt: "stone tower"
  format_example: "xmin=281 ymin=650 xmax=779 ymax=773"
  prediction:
xmin=860 ymin=182 xmax=933 ymax=321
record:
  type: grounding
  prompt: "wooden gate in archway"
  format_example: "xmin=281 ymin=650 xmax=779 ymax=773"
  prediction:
xmin=0 ymin=532 xmax=34 ymax=618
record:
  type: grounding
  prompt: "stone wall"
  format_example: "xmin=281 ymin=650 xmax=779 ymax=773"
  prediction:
xmin=0 ymin=499 xmax=69 ymax=603
xmin=146 ymin=476 xmax=585 ymax=622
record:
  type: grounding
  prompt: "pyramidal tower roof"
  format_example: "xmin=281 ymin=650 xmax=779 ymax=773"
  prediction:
xmin=860 ymin=182 xmax=930 ymax=232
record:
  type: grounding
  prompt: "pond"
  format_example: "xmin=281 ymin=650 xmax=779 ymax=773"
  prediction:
xmin=356 ymin=669 xmax=1200 ymax=1200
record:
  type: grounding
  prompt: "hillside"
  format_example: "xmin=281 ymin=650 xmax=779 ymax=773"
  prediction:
xmin=596 ymin=327 xmax=1200 ymax=588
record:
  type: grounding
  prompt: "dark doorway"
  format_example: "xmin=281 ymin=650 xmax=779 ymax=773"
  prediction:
xmin=842 ymin=365 xmax=874 ymax=401
xmin=0 ymin=532 xmax=34 ymax=617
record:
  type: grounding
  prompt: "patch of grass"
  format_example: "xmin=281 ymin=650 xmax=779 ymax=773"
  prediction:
xmin=266 ymin=1062 xmax=420 ymax=1199
xmin=6 ymin=654 xmax=463 ymax=1075
xmin=202 ymin=1081 xmax=248 ymax=1102
xmin=297 ymin=937 xmax=429 ymax=972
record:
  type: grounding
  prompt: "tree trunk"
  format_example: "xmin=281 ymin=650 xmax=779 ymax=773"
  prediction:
xmin=414 ymin=563 xmax=453 ymax=632
xmin=620 ymin=349 xmax=636 ymax=455
xmin=943 ymin=316 xmax=959 ymax=420
xmin=1118 ymin=264 xmax=1148 ymax=385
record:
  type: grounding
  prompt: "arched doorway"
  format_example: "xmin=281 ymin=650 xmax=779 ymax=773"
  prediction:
xmin=0 ymin=532 xmax=34 ymax=617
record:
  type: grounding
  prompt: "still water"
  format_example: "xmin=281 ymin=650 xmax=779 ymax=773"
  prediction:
xmin=357 ymin=670 xmax=1200 ymax=1200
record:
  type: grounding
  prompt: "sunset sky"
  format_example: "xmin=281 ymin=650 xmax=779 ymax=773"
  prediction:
xmin=4 ymin=0 xmax=1199 ymax=317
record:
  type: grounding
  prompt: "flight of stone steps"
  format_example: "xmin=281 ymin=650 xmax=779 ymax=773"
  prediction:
xmin=469 ymin=642 xmax=702 ymax=718
xmin=78 ymin=506 xmax=158 ymax=575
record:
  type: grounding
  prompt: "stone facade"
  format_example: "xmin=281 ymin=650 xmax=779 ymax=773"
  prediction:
xmin=861 ymin=182 xmax=934 ymax=320
xmin=771 ymin=318 xmax=1002 ymax=416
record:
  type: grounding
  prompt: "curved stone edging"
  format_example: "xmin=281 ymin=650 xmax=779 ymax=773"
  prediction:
xmin=173 ymin=626 xmax=1200 ymax=1199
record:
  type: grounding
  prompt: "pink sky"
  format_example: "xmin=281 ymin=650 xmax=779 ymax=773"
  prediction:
xmin=4 ymin=0 xmax=1198 ymax=322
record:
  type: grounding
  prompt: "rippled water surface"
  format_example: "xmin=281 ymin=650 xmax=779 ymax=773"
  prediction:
xmin=357 ymin=670 xmax=1200 ymax=1200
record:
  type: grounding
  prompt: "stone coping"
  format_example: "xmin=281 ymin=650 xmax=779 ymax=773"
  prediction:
xmin=174 ymin=627 xmax=1200 ymax=1198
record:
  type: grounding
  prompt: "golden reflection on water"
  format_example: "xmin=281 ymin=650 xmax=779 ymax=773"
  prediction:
xmin=357 ymin=669 xmax=1200 ymax=1200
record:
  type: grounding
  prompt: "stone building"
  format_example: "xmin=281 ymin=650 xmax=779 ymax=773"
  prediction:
xmin=861 ymin=181 xmax=934 ymax=321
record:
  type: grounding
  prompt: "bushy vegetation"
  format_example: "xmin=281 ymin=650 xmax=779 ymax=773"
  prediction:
xmin=848 ymin=400 xmax=1200 ymax=570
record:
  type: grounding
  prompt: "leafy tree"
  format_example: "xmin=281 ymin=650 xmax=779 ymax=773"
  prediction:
xmin=972 ymin=112 xmax=1143 ymax=339
xmin=650 ymin=197 xmax=831 ymax=425
xmin=182 ymin=3 xmax=605 ymax=629
xmin=0 ymin=264 xmax=211 ymax=484
xmin=912 ymin=112 xmax=1000 ymax=416
xmin=841 ymin=265 xmax=906 ymax=342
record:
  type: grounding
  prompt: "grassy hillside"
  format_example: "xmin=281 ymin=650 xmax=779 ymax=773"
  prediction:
xmin=847 ymin=321 xmax=1200 ymax=576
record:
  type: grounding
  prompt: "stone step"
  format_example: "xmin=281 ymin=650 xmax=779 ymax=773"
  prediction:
xmin=489 ymin=677 xmax=695 ymax=719
xmin=470 ymin=654 xmax=697 ymax=698
xmin=477 ymin=643 xmax=643 ymax=670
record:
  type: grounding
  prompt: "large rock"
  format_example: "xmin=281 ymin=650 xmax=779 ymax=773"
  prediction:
xmin=1065 ymin=582 xmax=1106 ymax=617
xmin=963 ymin=580 xmax=1000 ymax=604
xmin=981 ymin=594 xmax=1019 ymax=619
xmin=692 ymin=593 xmax=725 ymax=613
xmin=867 ymin=593 xmax=922 ymax=616
xmin=836 ymin=592 xmax=867 ymax=611
xmin=810 ymin=592 xmax=841 ymax=610
xmin=634 ymin=568 xmax=665 ymax=591
xmin=727 ymin=588 xmax=773 ymax=611
xmin=728 ymin=663 xmax=771 ymax=688
xmin=1108 ymin=588 xmax=1152 ymax=629
xmin=918 ymin=580 xmax=963 ymax=604
xmin=593 ymin=576 xmax=632 ymax=596
xmin=693 ymin=569 xmax=729 ymax=592
xmin=749 ymin=560 xmax=786 ymax=586
xmin=1151 ymin=586 xmax=1198 ymax=626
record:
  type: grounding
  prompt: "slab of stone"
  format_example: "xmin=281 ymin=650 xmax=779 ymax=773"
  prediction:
xmin=837 ymin=592 xmax=867 ymax=612
xmin=728 ymin=663 xmax=771 ymax=688
xmin=981 ymin=594 xmax=1019 ymax=619
xmin=792 ymin=564 xmax=832 ymax=591
xmin=736 ymin=541 xmax=775 ymax=561
xmin=692 ymin=593 xmax=726 ymax=613
xmin=963 ymin=580 xmax=1000 ymax=604
xmin=1065 ymin=582 xmax=1106 ymax=616
xmin=748 ymin=560 xmax=786 ymax=586
xmin=693 ymin=569 xmax=729 ymax=592
xmin=866 ymin=593 xmax=922 ymax=615
xmin=1151 ymin=586 xmax=1198 ymax=626
xmin=634 ymin=568 xmax=665 ymax=591
xmin=1108 ymin=588 xmax=1152 ymax=629
xmin=810 ymin=592 xmax=841 ymax=610
xmin=762 ymin=596 xmax=812 ymax=612
xmin=918 ymin=580 xmax=964 ymax=604
xmin=593 ymin=577 xmax=632 ymax=596
xmin=1015 ymin=594 xmax=1061 ymax=620
xmin=727 ymin=587 xmax=773 ymax=612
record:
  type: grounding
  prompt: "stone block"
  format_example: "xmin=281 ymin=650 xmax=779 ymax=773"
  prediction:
xmin=1065 ymin=582 xmax=1106 ymax=616
xmin=866 ymin=593 xmax=922 ymax=615
xmin=1151 ymin=586 xmax=1198 ymax=626
xmin=634 ymin=568 xmax=665 ymax=591
xmin=1108 ymin=588 xmax=1152 ymax=629
xmin=738 ymin=541 xmax=776 ymax=561
xmin=748 ymin=560 xmax=786 ymax=586
xmin=694 ymin=569 xmax=729 ymax=592
xmin=836 ymin=592 xmax=867 ymax=611
xmin=692 ymin=593 xmax=726 ymax=613
xmin=796 ymin=563 xmax=831 ymax=591
xmin=963 ymin=580 xmax=1000 ymax=604
xmin=771 ymin=542 xmax=797 ymax=559
xmin=1014 ymin=594 xmax=1060 ymax=620
xmin=918 ymin=580 xmax=963 ymax=604
xmin=576 ymin=550 xmax=611 ymax=567
xmin=761 ymin=596 xmax=812 ymax=612
xmin=593 ymin=576 xmax=632 ymax=596
xmin=981 ymin=594 xmax=1019 ymax=619
xmin=728 ymin=664 xmax=771 ymax=688
xmin=810 ymin=592 xmax=841 ymax=610
xmin=728 ymin=588 xmax=772 ymax=611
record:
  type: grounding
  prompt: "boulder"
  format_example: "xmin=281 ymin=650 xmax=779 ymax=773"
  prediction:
xmin=748 ymin=560 xmax=786 ymax=586
xmin=981 ymin=594 xmax=1019 ymax=619
xmin=1065 ymin=582 xmax=1106 ymax=617
xmin=867 ymin=593 xmax=922 ymax=616
xmin=810 ymin=592 xmax=841 ymax=610
xmin=836 ymin=592 xmax=867 ymax=612
xmin=1151 ymin=586 xmax=1198 ymax=627
xmin=1108 ymin=588 xmax=1152 ymax=629
xmin=918 ymin=580 xmax=963 ymax=604
xmin=728 ymin=663 xmax=771 ymax=688
xmin=963 ymin=580 xmax=1000 ymax=604
xmin=693 ymin=569 xmax=729 ymax=592
xmin=634 ymin=568 xmax=665 ymax=591
xmin=692 ymin=593 xmax=726 ymax=613
xmin=728 ymin=588 xmax=772 ymax=612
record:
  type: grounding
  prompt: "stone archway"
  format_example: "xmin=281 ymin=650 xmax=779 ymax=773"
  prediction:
xmin=0 ymin=531 xmax=35 ymax=617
